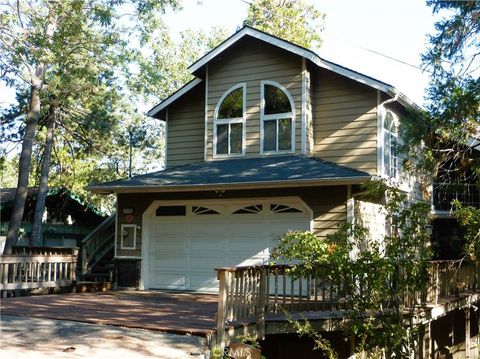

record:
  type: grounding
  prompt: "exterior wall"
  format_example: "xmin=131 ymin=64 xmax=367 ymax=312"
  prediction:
xmin=312 ymin=69 xmax=378 ymax=174
xmin=166 ymin=83 xmax=205 ymax=168
xmin=355 ymin=200 xmax=387 ymax=247
xmin=206 ymin=37 xmax=303 ymax=159
xmin=115 ymin=186 xmax=349 ymax=258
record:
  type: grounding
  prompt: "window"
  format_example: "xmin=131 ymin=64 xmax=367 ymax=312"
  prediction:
xmin=214 ymin=84 xmax=246 ymax=156
xmin=383 ymin=110 xmax=398 ymax=178
xmin=261 ymin=81 xmax=295 ymax=153
xmin=120 ymin=224 xmax=136 ymax=250
xmin=156 ymin=206 xmax=186 ymax=216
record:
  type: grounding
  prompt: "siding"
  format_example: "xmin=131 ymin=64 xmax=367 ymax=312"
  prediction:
xmin=166 ymin=84 xmax=205 ymax=168
xmin=115 ymin=186 xmax=348 ymax=257
xmin=206 ymin=37 xmax=303 ymax=159
xmin=312 ymin=69 xmax=378 ymax=174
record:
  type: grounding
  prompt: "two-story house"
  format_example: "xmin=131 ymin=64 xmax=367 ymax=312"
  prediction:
xmin=88 ymin=26 xmax=422 ymax=292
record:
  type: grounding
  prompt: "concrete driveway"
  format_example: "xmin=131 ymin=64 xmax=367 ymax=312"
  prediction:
xmin=0 ymin=315 xmax=207 ymax=359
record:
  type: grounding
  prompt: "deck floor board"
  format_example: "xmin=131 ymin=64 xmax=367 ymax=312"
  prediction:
xmin=0 ymin=291 xmax=218 ymax=336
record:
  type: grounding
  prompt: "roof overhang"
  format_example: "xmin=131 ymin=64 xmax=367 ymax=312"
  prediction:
xmin=88 ymin=176 xmax=372 ymax=195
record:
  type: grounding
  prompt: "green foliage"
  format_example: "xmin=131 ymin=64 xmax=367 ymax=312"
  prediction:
xmin=286 ymin=314 xmax=337 ymax=359
xmin=452 ymin=200 xmax=480 ymax=263
xmin=273 ymin=182 xmax=432 ymax=357
xmin=243 ymin=0 xmax=325 ymax=50
xmin=401 ymin=1 xmax=480 ymax=185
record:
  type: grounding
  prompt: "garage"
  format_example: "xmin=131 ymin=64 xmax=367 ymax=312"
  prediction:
xmin=142 ymin=198 xmax=311 ymax=292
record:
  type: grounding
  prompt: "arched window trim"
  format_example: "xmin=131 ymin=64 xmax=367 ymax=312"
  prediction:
xmin=213 ymin=83 xmax=246 ymax=157
xmin=382 ymin=109 xmax=399 ymax=179
xmin=260 ymin=80 xmax=296 ymax=154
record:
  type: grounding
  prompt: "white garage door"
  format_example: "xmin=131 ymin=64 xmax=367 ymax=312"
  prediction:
xmin=145 ymin=199 xmax=311 ymax=292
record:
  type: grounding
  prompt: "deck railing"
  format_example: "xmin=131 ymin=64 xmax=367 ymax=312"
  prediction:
xmin=215 ymin=260 xmax=479 ymax=346
xmin=433 ymin=182 xmax=480 ymax=211
xmin=0 ymin=248 xmax=78 ymax=294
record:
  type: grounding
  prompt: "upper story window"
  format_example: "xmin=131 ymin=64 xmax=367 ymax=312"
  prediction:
xmin=261 ymin=81 xmax=295 ymax=154
xmin=214 ymin=83 xmax=246 ymax=157
xmin=383 ymin=110 xmax=398 ymax=178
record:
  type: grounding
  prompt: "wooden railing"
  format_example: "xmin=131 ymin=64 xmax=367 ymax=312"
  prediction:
xmin=81 ymin=214 xmax=115 ymax=275
xmin=0 ymin=249 xmax=78 ymax=294
xmin=215 ymin=260 xmax=479 ymax=346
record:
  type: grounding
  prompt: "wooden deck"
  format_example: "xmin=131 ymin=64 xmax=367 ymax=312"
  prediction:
xmin=0 ymin=291 xmax=218 ymax=337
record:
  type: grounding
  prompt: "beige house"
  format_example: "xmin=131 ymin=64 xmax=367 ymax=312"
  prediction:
xmin=89 ymin=26 xmax=420 ymax=292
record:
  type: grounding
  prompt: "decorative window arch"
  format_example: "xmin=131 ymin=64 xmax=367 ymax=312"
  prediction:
xmin=383 ymin=110 xmax=398 ymax=178
xmin=214 ymin=83 xmax=246 ymax=156
xmin=260 ymin=81 xmax=295 ymax=154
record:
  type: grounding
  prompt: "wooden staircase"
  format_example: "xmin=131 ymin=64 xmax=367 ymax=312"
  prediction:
xmin=80 ymin=214 xmax=115 ymax=283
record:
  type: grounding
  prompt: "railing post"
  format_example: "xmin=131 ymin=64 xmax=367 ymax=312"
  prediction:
xmin=256 ymin=267 xmax=267 ymax=340
xmin=81 ymin=243 xmax=87 ymax=275
xmin=216 ymin=269 xmax=229 ymax=349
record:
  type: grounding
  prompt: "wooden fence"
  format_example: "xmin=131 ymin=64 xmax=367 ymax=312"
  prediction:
xmin=0 ymin=246 xmax=78 ymax=294
xmin=215 ymin=260 xmax=479 ymax=347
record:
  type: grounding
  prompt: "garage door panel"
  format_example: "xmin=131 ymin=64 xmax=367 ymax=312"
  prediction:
xmin=152 ymin=222 xmax=188 ymax=236
xmin=227 ymin=256 xmax=265 ymax=267
xmin=150 ymin=272 xmax=186 ymax=289
xmin=190 ymin=255 xmax=225 ymax=269
xmin=151 ymin=256 xmax=186 ymax=270
xmin=190 ymin=221 xmax=226 ymax=235
xmin=190 ymin=275 xmax=219 ymax=292
xmin=191 ymin=239 xmax=225 ymax=252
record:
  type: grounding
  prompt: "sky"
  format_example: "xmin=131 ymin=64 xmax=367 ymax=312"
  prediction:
xmin=162 ymin=0 xmax=437 ymax=105
xmin=0 ymin=0 xmax=437 ymax=109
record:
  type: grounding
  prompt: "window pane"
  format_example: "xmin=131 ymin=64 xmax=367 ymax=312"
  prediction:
xmin=217 ymin=124 xmax=228 ymax=154
xmin=278 ymin=118 xmax=292 ymax=150
xmin=264 ymin=120 xmax=276 ymax=151
xmin=230 ymin=123 xmax=243 ymax=154
xmin=264 ymin=84 xmax=291 ymax=115
xmin=384 ymin=131 xmax=391 ymax=176
xmin=156 ymin=206 xmax=186 ymax=216
xmin=384 ymin=112 xmax=395 ymax=131
xmin=218 ymin=88 xmax=243 ymax=118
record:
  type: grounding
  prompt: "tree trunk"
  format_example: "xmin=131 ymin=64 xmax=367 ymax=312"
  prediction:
xmin=31 ymin=106 xmax=57 ymax=246
xmin=4 ymin=65 xmax=46 ymax=254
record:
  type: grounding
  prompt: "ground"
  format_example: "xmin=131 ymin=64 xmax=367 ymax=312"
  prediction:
xmin=0 ymin=315 xmax=207 ymax=359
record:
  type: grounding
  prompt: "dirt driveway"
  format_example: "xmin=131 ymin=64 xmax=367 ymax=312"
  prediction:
xmin=0 ymin=314 xmax=207 ymax=359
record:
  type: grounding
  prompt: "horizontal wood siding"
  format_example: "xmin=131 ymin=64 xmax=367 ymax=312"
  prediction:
xmin=116 ymin=186 xmax=348 ymax=257
xmin=207 ymin=38 xmax=303 ymax=159
xmin=312 ymin=69 xmax=378 ymax=174
xmin=166 ymin=84 xmax=205 ymax=168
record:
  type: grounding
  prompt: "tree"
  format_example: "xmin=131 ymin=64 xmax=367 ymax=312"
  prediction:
xmin=243 ymin=0 xmax=325 ymax=50
xmin=403 ymin=1 xmax=479 ymax=185
xmin=0 ymin=0 xmax=180 ymax=253
xmin=401 ymin=1 xmax=479 ymax=261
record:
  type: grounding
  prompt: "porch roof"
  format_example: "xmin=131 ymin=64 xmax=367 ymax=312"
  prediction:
xmin=88 ymin=155 xmax=371 ymax=194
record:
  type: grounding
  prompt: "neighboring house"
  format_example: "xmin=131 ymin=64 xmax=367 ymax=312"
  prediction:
xmin=88 ymin=26 xmax=422 ymax=292
xmin=0 ymin=187 xmax=106 ymax=249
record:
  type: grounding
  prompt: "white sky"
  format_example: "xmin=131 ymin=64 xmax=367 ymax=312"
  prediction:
xmin=0 ymin=0 xmax=436 ymax=109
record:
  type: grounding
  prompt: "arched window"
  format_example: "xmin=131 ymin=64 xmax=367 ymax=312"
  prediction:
xmin=214 ymin=84 xmax=246 ymax=156
xmin=261 ymin=81 xmax=295 ymax=153
xmin=383 ymin=110 xmax=398 ymax=178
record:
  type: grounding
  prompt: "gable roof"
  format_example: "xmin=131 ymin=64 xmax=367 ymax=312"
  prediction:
xmin=88 ymin=155 xmax=371 ymax=194
xmin=148 ymin=26 xmax=419 ymax=118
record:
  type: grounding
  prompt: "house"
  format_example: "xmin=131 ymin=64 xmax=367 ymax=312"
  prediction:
xmin=0 ymin=187 xmax=106 ymax=249
xmin=88 ymin=25 xmax=422 ymax=291
xmin=88 ymin=26 xmax=479 ymax=357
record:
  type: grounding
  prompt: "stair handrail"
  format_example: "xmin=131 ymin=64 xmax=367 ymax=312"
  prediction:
xmin=81 ymin=214 xmax=115 ymax=275
xmin=81 ymin=214 xmax=115 ymax=244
